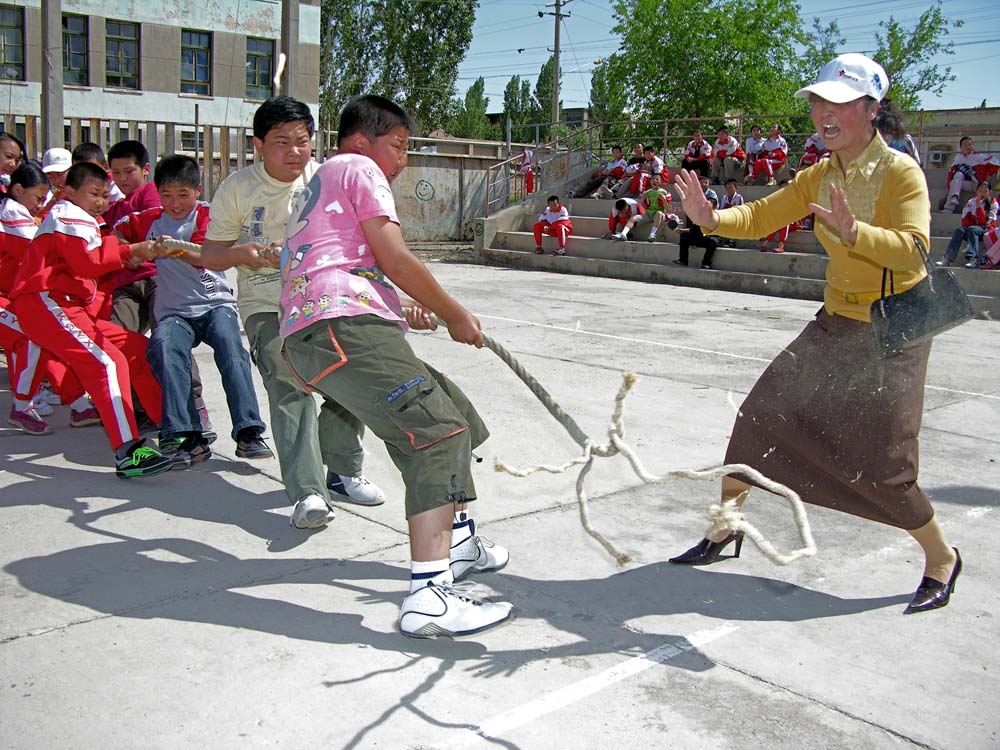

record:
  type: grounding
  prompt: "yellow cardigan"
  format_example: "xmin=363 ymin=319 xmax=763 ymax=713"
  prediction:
xmin=711 ymin=133 xmax=930 ymax=322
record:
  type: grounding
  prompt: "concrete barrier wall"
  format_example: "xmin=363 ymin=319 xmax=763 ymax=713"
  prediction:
xmin=390 ymin=153 xmax=495 ymax=242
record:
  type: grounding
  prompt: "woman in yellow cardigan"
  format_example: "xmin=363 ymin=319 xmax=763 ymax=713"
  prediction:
xmin=671 ymin=53 xmax=960 ymax=615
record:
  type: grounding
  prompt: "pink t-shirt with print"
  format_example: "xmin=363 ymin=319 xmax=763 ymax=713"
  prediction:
xmin=279 ymin=152 xmax=405 ymax=340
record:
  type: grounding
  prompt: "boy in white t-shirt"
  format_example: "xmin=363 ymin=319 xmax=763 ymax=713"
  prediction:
xmin=279 ymin=95 xmax=513 ymax=639
xmin=201 ymin=96 xmax=386 ymax=529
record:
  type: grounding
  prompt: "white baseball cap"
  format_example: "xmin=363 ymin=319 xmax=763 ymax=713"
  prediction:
xmin=794 ymin=53 xmax=889 ymax=104
xmin=42 ymin=147 xmax=72 ymax=173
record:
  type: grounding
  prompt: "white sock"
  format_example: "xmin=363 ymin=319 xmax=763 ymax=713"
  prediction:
xmin=451 ymin=511 xmax=475 ymax=549
xmin=70 ymin=395 xmax=90 ymax=411
xmin=410 ymin=559 xmax=452 ymax=593
xmin=649 ymin=228 xmax=657 ymax=238
xmin=13 ymin=398 xmax=31 ymax=411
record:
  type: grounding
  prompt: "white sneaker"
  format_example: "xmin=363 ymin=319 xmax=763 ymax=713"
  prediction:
xmin=290 ymin=494 xmax=335 ymax=529
xmin=399 ymin=581 xmax=514 ymax=639
xmin=611 ymin=232 xmax=625 ymax=241
xmin=31 ymin=399 xmax=54 ymax=416
xmin=33 ymin=385 xmax=60 ymax=406
xmin=327 ymin=472 xmax=386 ymax=506
xmin=450 ymin=533 xmax=510 ymax=581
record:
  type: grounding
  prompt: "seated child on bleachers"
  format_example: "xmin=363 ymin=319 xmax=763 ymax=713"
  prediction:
xmin=533 ymin=194 xmax=573 ymax=256
xmin=673 ymin=175 xmax=719 ymax=270
xmin=943 ymin=137 xmax=1000 ymax=213
xmin=938 ymin=180 xmax=998 ymax=268
xmin=681 ymin=129 xmax=713 ymax=179
xmin=116 ymin=155 xmax=271 ymax=466
xmin=623 ymin=145 xmax=668 ymax=197
xmin=759 ymin=179 xmax=802 ymax=253
xmin=711 ymin=127 xmax=745 ymax=184
xmin=10 ymin=162 xmax=171 ymax=478
xmin=615 ymin=173 xmax=672 ymax=242
xmin=749 ymin=124 xmax=788 ymax=185
xmin=604 ymin=197 xmax=643 ymax=240
xmin=798 ymin=132 xmax=830 ymax=170
xmin=575 ymin=145 xmax=628 ymax=198
xmin=744 ymin=125 xmax=765 ymax=179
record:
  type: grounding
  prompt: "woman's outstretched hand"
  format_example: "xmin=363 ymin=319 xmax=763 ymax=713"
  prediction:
xmin=672 ymin=169 xmax=719 ymax=230
xmin=809 ymin=183 xmax=858 ymax=246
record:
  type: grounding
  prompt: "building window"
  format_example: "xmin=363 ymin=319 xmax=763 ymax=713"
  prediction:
xmin=0 ymin=5 xmax=24 ymax=81
xmin=106 ymin=20 xmax=139 ymax=89
xmin=181 ymin=29 xmax=211 ymax=95
xmin=62 ymin=14 xmax=89 ymax=86
xmin=245 ymin=37 xmax=273 ymax=100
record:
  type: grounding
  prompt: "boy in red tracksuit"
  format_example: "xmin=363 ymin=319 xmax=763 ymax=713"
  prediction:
xmin=533 ymin=195 xmax=573 ymax=256
xmin=605 ymin=197 xmax=644 ymax=239
xmin=11 ymin=162 xmax=172 ymax=478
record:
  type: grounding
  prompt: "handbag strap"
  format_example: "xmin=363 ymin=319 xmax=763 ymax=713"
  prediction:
xmin=880 ymin=235 xmax=932 ymax=299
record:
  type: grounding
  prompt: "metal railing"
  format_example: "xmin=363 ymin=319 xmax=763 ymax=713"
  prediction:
xmin=484 ymin=123 xmax=601 ymax=217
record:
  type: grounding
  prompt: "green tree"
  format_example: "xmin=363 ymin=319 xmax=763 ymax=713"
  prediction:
xmin=799 ymin=17 xmax=845 ymax=84
xmin=871 ymin=3 xmax=961 ymax=110
xmin=533 ymin=55 xmax=562 ymax=137
xmin=320 ymin=0 xmax=478 ymax=134
xmin=448 ymin=77 xmax=496 ymax=139
xmin=604 ymin=0 xmax=805 ymax=122
xmin=502 ymin=75 xmax=536 ymax=140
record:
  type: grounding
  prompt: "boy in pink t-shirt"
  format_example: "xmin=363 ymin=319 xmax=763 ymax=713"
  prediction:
xmin=279 ymin=95 xmax=513 ymax=640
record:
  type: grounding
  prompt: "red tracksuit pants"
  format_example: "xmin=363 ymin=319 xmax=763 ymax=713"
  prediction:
xmin=13 ymin=292 xmax=162 ymax=449
xmin=523 ymin=169 xmax=534 ymax=194
xmin=0 ymin=295 xmax=84 ymax=403
xmin=533 ymin=220 xmax=573 ymax=249
xmin=752 ymin=156 xmax=785 ymax=180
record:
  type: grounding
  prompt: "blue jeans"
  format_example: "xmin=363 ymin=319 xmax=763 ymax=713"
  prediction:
xmin=147 ymin=306 xmax=265 ymax=440
xmin=944 ymin=225 xmax=987 ymax=263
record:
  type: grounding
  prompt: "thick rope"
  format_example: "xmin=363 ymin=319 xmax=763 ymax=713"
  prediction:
xmin=444 ymin=319 xmax=817 ymax=568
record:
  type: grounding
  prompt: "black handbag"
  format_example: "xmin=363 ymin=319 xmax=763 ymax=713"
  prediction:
xmin=870 ymin=236 xmax=973 ymax=357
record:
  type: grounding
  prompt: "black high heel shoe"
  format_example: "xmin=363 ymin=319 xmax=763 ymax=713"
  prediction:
xmin=668 ymin=532 xmax=744 ymax=566
xmin=904 ymin=547 xmax=962 ymax=615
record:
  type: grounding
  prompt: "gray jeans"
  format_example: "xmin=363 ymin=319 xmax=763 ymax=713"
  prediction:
xmin=244 ymin=312 xmax=365 ymax=505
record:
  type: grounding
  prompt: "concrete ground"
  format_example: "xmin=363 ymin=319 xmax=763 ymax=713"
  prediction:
xmin=2 ymin=261 xmax=997 ymax=750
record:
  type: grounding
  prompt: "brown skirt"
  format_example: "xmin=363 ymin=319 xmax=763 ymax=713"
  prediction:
xmin=725 ymin=308 xmax=934 ymax=530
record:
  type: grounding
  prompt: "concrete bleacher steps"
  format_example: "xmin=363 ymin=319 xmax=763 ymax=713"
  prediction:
xmin=477 ymin=195 xmax=1000 ymax=320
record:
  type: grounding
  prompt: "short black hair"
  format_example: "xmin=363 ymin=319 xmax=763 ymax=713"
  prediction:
xmin=547 ymin=195 xmax=559 ymax=203
xmin=977 ymin=180 xmax=991 ymax=190
xmin=254 ymin=96 xmax=315 ymax=140
xmin=959 ymin=136 xmax=973 ymax=147
xmin=725 ymin=178 xmax=738 ymax=186
xmin=72 ymin=142 xmax=107 ymax=165
xmin=692 ymin=128 xmax=702 ymax=135
xmin=614 ymin=199 xmax=627 ymax=211
xmin=154 ymin=154 xmax=200 ymax=189
xmin=643 ymin=145 xmax=655 ymax=153
xmin=66 ymin=161 xmax=110 ymax=190
xmin=717 ymin=126 xmax=729 ymax=134
xmin=611 ymin=145 xmax=622 ymax=153
xmin=336 ymin=95 xmax=414 ymax=147
xmin=107 ymin=139 xmax=150 ymax=168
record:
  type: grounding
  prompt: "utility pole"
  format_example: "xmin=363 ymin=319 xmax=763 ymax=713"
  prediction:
xmin=539 ymin=0 xmax=571 ymax=128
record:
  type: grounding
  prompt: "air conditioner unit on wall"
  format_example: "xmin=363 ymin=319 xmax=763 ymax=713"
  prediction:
xmin=929 ymin=151 xmax=944 ymax=165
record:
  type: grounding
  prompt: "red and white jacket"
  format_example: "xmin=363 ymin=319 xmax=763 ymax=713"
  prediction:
xmin=537 ymin=203 xmax=570 ymax=225
xmin=947 ymin=151 xmax=1000 ymax=187
xmin=0 ymin=199 xmax=38 ymax=293
xmin=961 ymin=196 xmax=999 ymax=229
xmin=713 ymin=136 xmax=745 ymax=160
xmin=683 ymin=140 xmax=713 ymax=161
xmin=642 ymin=155 xmax=666 ymax=174
xmin=520 ymin=148 xmax=534 ymax=174
xmin=802 ymin=133 xmax=829 ymax=161
xmin=605 ymin=156 xmax=628 ymax=178
xmin=10 ymin=200 xmax=131 ymax=315
xmin=761 ymin=136 xmax=788 ymax=162
xmin=608 ymin=198 xmax=644 ymax=231
xmin=746 ymin=136 xmax=766 ymax=157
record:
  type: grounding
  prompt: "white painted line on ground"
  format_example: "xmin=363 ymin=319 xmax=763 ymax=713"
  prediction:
xmin=477 ymin=314 xmax=1000 ymax=401
xmin=452 ymin=624 xmax=738 ymax=747
xmin=477 ymin=314 xmax=771 ymax=362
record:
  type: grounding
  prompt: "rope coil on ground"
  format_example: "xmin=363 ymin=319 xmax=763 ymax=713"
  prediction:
xmin=452 ymin=320 xmax=817 ymax=567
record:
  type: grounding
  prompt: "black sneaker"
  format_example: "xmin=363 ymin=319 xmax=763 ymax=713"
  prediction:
xmin=159 ymin=435 xmax=191 ymax=468
xmin=236 ymin=432 xmax=274 ymax=460
xmin=115 ymin=439 xmax=173 ymax=479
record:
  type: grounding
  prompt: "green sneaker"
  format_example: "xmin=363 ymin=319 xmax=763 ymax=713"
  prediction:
xmin=115 ymin=439 xmax=173 ymax=479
